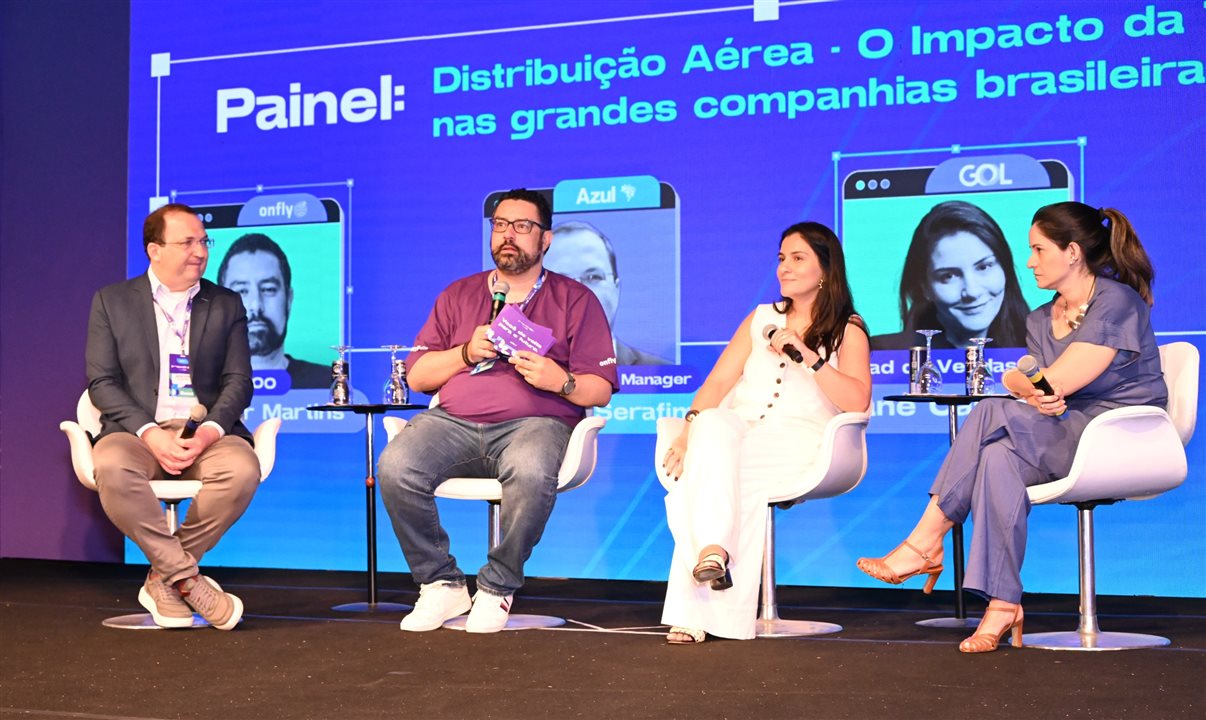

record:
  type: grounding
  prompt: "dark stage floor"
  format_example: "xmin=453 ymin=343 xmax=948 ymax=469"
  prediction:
xmin=1 ymin=559 xmax=1203 ymax=720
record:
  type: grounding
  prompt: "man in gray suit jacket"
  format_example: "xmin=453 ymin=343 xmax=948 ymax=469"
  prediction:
xmin=86 ymin=203 xmax=260 ymax=630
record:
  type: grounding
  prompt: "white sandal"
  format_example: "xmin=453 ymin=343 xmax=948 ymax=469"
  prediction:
xmin=667 ymin=626 xmax=706 ymax=644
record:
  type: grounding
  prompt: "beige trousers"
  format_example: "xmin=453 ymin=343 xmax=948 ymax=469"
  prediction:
xmin=92 ymin=423 xmax=260 ymax=584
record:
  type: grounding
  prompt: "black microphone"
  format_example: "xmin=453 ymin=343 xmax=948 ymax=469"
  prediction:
xmin=179 ymin=404 xmax=207 ymax=440
xmin=1015 ymin=355 xmax=1056 ymax=395
xmin=489 ymin=279 xmax=510 ymax=322
xmin=762 ymin=324 xmax=804 ymax=364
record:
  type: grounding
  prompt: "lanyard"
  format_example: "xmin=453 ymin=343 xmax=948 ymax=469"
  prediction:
xmin=490 ymin=270 xmax=546 ymax=313
xmin=153 ymin=295 xmax=193 ymax=355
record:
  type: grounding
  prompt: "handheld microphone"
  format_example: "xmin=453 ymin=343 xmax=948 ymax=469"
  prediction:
xmin=490 ymin=280 xmax=510 ymax=322
xmin=762 ymin=324 xmax=804 ymax=364
xmin=179 ymin=404 xmax=207 ymax=440
xmin=1015 ymin=355 xmax=1056 ymax=396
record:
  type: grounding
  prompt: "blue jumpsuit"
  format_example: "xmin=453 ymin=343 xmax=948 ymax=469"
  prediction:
xmin=929 ymin=277 xmax=1167 ymax=603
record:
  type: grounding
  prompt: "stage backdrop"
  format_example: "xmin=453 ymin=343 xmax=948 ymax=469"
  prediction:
xmin=127 ymin=0 xmax=1205 ymax=597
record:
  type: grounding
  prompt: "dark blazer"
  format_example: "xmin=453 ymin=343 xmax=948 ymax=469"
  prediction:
xmin=86 ymin=275 xmax=254 ymax=442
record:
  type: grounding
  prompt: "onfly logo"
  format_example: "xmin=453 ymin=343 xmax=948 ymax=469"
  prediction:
xmin=216 ymin=75 xmax=406 ymax=133
xmin=259 ymin=199 xmax=309 ymax=220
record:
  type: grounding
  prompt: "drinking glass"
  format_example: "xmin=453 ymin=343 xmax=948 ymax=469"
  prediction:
xmin=967 ymin=337 xmax=994 ymax=395
xmin=382 ymin=344 xmax=409 ymax=405
xmin=329 ymin=344 xmax=351 ymax=405
xmin=915 ymin=330 xmax=943 ymax=394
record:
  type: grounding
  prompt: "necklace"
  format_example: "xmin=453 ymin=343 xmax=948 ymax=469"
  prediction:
xmin=1059 ymin=276 xmax=1096 ymax=331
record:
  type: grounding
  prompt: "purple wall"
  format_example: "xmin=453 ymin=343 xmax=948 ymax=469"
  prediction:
xmin=1 ymin=0 xmax=130 ymax=560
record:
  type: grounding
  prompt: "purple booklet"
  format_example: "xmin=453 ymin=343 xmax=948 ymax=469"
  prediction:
xmin=487 ymin=304 xmax=556 ymax=356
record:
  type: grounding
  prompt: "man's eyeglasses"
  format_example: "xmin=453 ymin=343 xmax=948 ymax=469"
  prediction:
xmin=571 ymin=272 xmax=616 ymax=288
xmin=160 ymin=237 xmax=215 ymax=251
xmin=490 ymin=217 xmax=544 ymax=235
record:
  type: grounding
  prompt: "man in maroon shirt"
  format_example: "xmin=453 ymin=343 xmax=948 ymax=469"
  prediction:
xmin=379 ymin=189 xmax=618 ymax=633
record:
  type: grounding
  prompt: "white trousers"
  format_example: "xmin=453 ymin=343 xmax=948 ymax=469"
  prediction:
xmin=660 ymin=408 xmax=821 ymax=639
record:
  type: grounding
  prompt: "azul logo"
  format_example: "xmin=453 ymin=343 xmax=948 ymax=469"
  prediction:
xmin=576 ymin=186 xmax=617 ymax=205
xmin=216 ymin=75 xmax=405 ymax=133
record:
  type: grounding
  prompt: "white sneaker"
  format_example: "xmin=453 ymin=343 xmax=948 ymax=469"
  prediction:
xmin=399 ymin=581 xmax=471 ymax=632
xmin=465 ymin=590 xmax=514 ymax=634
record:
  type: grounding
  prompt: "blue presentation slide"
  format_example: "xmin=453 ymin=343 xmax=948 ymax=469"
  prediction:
xmin=126 ymin=1 xmax=1205 ymax=597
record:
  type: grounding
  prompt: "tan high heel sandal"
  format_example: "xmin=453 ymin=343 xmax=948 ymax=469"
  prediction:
xmin=692 ymin=551 xmax=733 ymax=591
xmin=959 ymin=604 xmax=1024 ymax=653
xmin=856 ymin=540 xmax=944 ymax=594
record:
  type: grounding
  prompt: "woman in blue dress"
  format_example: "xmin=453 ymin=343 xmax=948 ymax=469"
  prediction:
xmin=856 ymin=201 xmax=1167 ymax=653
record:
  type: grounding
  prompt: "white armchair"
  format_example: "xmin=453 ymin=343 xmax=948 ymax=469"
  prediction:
xmin=1023 ymin=342 xmax=1198 ymax=650
xmin=655 ymin=408 xmax=870 ymax=637
xmin=60 ymin=390 xmax=281 ymax=629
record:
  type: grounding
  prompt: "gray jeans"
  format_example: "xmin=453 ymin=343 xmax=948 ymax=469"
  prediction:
xmin=378 ymin=407 xmax=571 ymax=596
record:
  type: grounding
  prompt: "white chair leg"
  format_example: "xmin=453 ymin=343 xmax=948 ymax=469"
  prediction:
xmin=444 ymin=501 xmax=565 ymax=630
xmin=1024 ymin=505 xmax=1169 ymax=651
xmin=755 ymin=505 xmax=841 ymax=638
xmin=103 ymin=498 xmax=208 ymax=631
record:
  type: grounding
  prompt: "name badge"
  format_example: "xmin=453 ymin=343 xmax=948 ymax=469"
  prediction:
xmin=169 ymin=353 xmax=195 ymax=398
xmin=470 ymin=358 xmax=496 ymax=375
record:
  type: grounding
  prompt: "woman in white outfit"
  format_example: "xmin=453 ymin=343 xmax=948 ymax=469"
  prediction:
xmin=661 ymin=222 xmax=872 ymax=644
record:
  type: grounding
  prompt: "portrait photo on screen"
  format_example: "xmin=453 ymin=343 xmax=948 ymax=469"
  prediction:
xmin=842 ymin=155 xmax=1073 ymax=351
xmin=870 ymin=200 xmax=1031 ymax=350
xmin=199 ymin=197 xmax=345 ymax=395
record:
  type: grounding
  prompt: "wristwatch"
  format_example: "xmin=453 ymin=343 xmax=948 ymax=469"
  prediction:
xmin=559 ymin=371 xmax=576 ymax=396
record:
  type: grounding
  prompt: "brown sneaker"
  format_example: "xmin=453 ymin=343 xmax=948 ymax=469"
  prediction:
xmin=175 ymin=574 xmax=243 ymax=630
xmin=138 ymin=570 xmax=194 ymax=628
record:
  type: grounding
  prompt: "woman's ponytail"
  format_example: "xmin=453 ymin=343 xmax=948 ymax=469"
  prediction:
xmin=1100 ymin=207 xmax=1155 ymax=304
